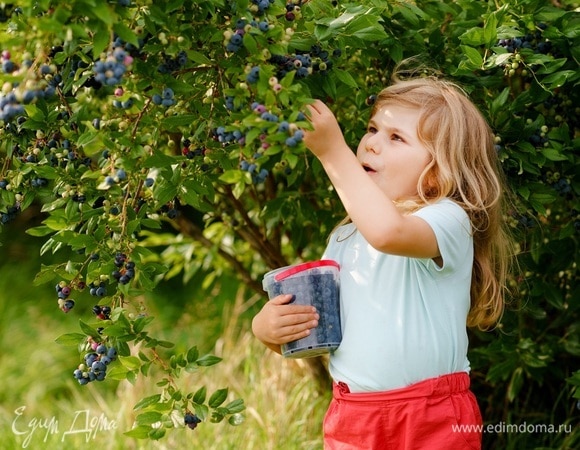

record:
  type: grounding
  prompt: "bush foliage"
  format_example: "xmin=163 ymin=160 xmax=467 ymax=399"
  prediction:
xmin=0 ymin=0 xmax=578 ymax=447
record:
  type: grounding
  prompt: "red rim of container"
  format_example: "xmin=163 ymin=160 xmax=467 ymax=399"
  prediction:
xmin=274 ymin=259 xmax=340 ymax=282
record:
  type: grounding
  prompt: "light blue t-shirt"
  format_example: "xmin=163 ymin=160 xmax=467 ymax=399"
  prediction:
xmin=322 ymin=199 xmax=473 ymax=392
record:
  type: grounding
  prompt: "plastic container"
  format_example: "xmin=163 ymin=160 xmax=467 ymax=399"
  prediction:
xmin=262 ymin=260 xmax=341 ymax=358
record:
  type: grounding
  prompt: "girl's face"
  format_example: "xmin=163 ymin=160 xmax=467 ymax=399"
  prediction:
xmin=356 ymin=104 xmax=432 ymax=201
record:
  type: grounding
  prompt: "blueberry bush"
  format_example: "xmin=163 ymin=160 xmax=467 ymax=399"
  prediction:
xmin=0 ymin=0 xmax=578 ymax=447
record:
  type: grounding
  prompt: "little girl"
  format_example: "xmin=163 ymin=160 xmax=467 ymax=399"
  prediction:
xmin=252 ymin=74 xmax=512 ymax=449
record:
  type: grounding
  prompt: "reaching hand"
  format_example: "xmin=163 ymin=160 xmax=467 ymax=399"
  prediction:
xmin=303 ymin=100 xmax=349 ymax=159
xmin=251 ymin=294 xmax=319 ymax=352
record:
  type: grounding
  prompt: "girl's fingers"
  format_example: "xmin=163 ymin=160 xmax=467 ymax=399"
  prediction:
xmin=269 ymin=293 xmax=295 ymax=305
xmin=269 ymin=294 xmax=318 ymax=315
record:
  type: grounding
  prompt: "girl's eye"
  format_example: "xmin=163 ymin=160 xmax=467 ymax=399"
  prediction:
xmin=391 ymin=133 xmax=404 ymax=142
xmin=367 ymin=126 xmax=377 ymax=134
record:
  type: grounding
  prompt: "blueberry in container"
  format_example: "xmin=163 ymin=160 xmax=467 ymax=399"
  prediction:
xmin=262 ymin=260 xmax=341 ymax=358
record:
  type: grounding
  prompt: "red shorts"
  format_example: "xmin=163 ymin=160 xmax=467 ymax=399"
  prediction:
xmin=323 ymin=372 xmax=482 ymax=450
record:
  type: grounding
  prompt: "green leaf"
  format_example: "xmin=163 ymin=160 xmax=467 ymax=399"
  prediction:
xmin=55 ymin=333 xmax=86 ymax=346
xmin=460 ymin=46 xmax=483 ymax=69
xmin=124 ymin=425 xmax=152 ymax=439
xmin=133 ymin=394 xmax=162 ymax=411
xmin=136 ymin=411 xmax=163 ymax=426
xmin=219 ymin=170 xmax=244 ymax=184
xmin=483 ymin=13 xmax=498 ymax=47
xmin=92 ymin=25 xmax=110 ymax=58
xmin=33 ymin=265 xmax=60 ymax=286
xmin=542 ymin=148 xmax=568 ymax=162
xmin=459 ymin=27 xmax=485 ymax=46
xmin=192 ymin=386 xmax=207 ymax=404
xmin=188 ymin=51 xmax=213 ymax=65
xmin=332 ymin=68 xmax=358 ymax=88
xmin=119 ymin=355 xmax=142 ymax=371
xmin=228 ymin=413 xmax=245 ymax=426
xmin=208 ymin=388 xmax=228 ymax=408
xmin=105 ymin=364 xmax=130 ymax=380
xmin=25 ymin=225 xmax=55 ymax=237
xmin=507 ymin=367 xmax=524 ymax=402
xmin=541 ymin=70 xmax=577 ymax=89
xmin=79 ymin=320 xmax=101 ymax=339
xmin=91 ymin=3 xmax=115 ymax=25
xmin=113 ymin=22 xmax=139 ymax=47
xmin=103 ymin=323 xmax=131 ymax=337
xmin=225 ymin=399 xmax=245 ymax=414
xmin=196 ymin=354 xmax=222 ymax=367
xmin=187 ymin=346 xmax=199 ymax=363
xmin=148 ymin=427 xmax=166 ymax=440
xmin=243 ymin=32 xmax=258 ymax=54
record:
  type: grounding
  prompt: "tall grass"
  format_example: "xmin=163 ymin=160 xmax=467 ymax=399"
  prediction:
xmin=0 ymin=274 xmax=329 ymax=450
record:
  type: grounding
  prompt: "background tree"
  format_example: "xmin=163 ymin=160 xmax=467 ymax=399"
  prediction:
xmin=0 ymin=0 xmax=578 ymax=447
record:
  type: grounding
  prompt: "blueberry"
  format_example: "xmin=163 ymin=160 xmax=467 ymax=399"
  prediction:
xmin=92 ymin=361 xmax=106 ymax=373
xmin=184 ymin=413 xmax=201 ymax=430
xmin=85 ymin=353 xmax=98 ymax=366
xmin=96 ymin=286 xmax=107 ymax=297
xmin=96 ymin=344 xmax=107 ymax=355
xmin=285 ymin=137 xmax=297 ymax=147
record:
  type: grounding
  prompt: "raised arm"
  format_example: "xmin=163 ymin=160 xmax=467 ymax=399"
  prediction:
xmin=303 ymin=100 xmax=439 ymax=259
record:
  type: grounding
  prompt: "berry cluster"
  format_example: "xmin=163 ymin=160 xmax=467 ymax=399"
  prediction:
xmin=112 ymin=96 xmax=135 ymax=110
xmin=93 ymin=43 xmax=134 ymax=87
xmin=552 ymin=178 xmax=572 ymax=197
xmin=184 ymin=413 xmax=202 ymax=430
xmin=181 ymin=138 xmax=206 ymax=160
xmin=55 ymin=282 xmax=75 ymax=313
xmin=159 ymin=202 xmax=180 ymax=219
xmin=89 ymin=280 xmax=108 ymax=298
xmin=224 ymin=17 xmax=271 ymax=53
xmin=157 ymin=50 xmax=188 ymax=74
xmin=1 ymin=49 xmax=15 ymax=73
xmin=8 ymin=129 xmax=93 ymax=179
xmin=496 ymin=23 xmax=550 ymax=54
xmin=0 ymin=52 xmax=59 ymax=122
xmin=246 ymin=66 xmax=261 ymax=84
xmin=527 ymin=124 xmax=550 ymax=148
xmin=284 ymin=0 xmax=304 ymax=21
xmin=239 ymin=160 xmax=269 ymax=184
xmin=93 ymin=304 xmax=112 ymax=320
xmin=0 ymin=204 xmax=20 ymax=225
xmin=269 ymin=45 xmax=339 ymax=80
xmin=152 ymin=87 xmax=176 ymax=107
xmin=74 ymin=340 xmax=118 ymax=385
xmin=111 ymin=252 xmax=136 ymax=285
xmin=249 ymin=0 xmax=275 ymax=15
xmin=214 ymin=126 xmax=243 ymax=145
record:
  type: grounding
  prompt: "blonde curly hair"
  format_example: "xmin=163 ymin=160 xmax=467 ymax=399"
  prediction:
xmin=369 ymin=75 xmax=513 ymax=330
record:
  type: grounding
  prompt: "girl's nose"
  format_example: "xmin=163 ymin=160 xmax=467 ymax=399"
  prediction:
xmin=365 ymin=134 xmax=381 ymax=154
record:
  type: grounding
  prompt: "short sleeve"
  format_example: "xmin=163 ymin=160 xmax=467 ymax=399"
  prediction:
xmin=413 ymin=200 xmax=473 ymax=274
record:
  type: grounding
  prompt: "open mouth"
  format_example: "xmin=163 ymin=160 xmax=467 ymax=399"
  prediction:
xmin=362 ymin=164 xmax=376 ymax=173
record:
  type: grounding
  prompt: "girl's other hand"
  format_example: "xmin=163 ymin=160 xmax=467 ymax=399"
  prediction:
xmin=251 ymin=294 xmax=319 ymax=353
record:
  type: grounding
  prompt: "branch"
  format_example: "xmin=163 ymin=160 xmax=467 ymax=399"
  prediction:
xmin=222 ymin=184 xmax=288 ymax=269
xmin=174 ymin=215 xmax=264 ymax=294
